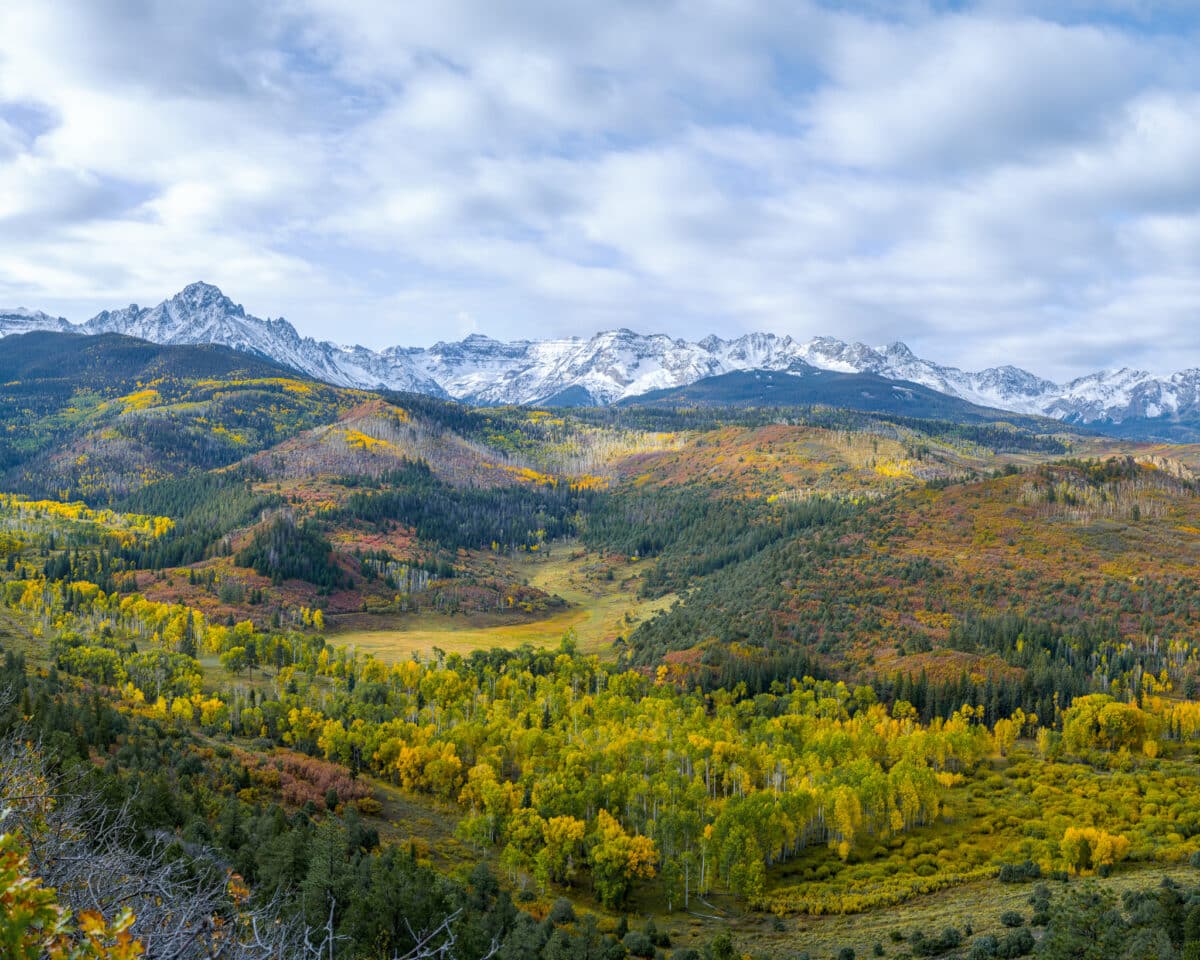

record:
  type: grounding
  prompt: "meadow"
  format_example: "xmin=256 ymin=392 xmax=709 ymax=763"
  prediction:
xmin=329 ymin=545 xmax=677 ymax=660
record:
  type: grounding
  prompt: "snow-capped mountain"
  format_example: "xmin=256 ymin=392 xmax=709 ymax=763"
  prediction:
xmin=1044 ymin=369 xmax=1200 ymax=424
xmin=746 ymin=337 xmax=1062 ymax=414
xmin=0 ymin=281 xmax=1195 ymax=427
xmin=78 ymin=283 xmax=444 ymax=396
xmin=413 ymin=329 xmax=731 ymax=405
xmin=0 ymin=308 xmax=73 ymax=337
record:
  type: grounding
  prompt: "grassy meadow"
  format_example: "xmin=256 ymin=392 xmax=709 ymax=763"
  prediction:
xmin=329 ymin=545 xmax=676 ymax=661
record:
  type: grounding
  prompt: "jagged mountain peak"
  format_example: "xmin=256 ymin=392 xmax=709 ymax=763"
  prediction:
xmin=1066 ymin=366 xmax=1149 ymax=386
xmin=1 ymin=283 xmax=1196 ymax=429
xmin=69 ymin=283 xmax=443 ymax=397
xmin=882 ymin=341 xmax=918 ymax=360
xmin=177 ymin=279 xmax=231 ymax=300
xmin=169 ymin=280 xmax=244 ymax=314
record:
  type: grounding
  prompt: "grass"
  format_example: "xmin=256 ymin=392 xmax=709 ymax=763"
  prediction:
xmin=679 ymin=862 xmax=1200 ymax=959
xmin=0 ymin=608 xmax=44 ymax=665
xmin=368 ymin=776 xmax=484 ymax=878
xmin=196 ymin=655 xmax=287 ymax=697
xmin=328 ymin=544 xmax=676 ymax=662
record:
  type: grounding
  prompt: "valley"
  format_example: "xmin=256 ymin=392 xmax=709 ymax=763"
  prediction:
xmin=328 ymin=545 xmax=678 ymax=661
xmin=5 ymin=5 xmax=1198 ymax=956
xmin=4 ymin=332 xmax=1200 ymax=959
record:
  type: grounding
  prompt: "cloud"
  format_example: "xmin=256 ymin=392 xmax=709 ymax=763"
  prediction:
xmin=0 ymin=0 xmax=1197 ymax=380
xmin=804 ymin=14 xmax=1151 ymax=172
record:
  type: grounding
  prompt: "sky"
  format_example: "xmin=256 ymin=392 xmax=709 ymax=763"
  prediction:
xmin=0 ymin=1 xmax=1198 ymax=380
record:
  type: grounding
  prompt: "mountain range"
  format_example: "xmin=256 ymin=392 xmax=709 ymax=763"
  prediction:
xmin=2 ymin=282 xmax=1197 ymax=431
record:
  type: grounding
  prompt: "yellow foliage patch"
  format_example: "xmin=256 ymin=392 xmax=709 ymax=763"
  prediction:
xmin=344 ymin=429 xmax=392 ymax=451
xmin=211 ymin=425 xmax=247 ymax=445
xmin=570 ymin=474 xmax=609 ymax=491
xmin=118 ymin=389 xmax=162 ymax=412
xmin=482 ymin=462 xmax=559 ymax=486
xmin=874 ymin=458 xmax=916 ymax=479
xmin=914 ymin=609 xmax=956 ymax=629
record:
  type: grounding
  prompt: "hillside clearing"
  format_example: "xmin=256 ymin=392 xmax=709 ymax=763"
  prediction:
xmin=329 ymin=545 xmax=676 ymax=660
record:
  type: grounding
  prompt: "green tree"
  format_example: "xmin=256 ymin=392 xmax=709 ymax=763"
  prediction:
xmin=219 ymin=646 xmax=247 ymax=677
xmin=1039 ymin=886 xmax=1128 ymax=960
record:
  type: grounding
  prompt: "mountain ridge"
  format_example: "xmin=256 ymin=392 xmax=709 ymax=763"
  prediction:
xmin=614 ymin=368 xmax=1068 ymax=429
xmin=1 ymin=281 xmax=1195 ymax=428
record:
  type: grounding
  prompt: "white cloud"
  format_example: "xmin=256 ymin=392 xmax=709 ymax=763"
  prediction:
xmin=0 ymin=0 xmax=1198 ymax=379
xmin=804 ymin=14 xmax=1148 ymax=172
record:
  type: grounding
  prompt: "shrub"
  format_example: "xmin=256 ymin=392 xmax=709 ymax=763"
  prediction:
xmin=998 ymin=860 xmax=1042 ymax=883
xmin=996 ymin=928 xmax=1035 ymax=958
xmin=999 ymin=911 xmax=1024 ymax=928
xmin=548 ymin=898 xmax=576 ymax=925
xmin=969 ymin=935 xmax=998 ymax=960
xmin=645 ymin=919 xmax=669 ymax=948
xmin=705 ymin=930 xmax=734 ymax=960
xmin=253 ymin=752 xmax=372 ymax=811
xmin=910 ymin=928 xmax=962 ymax=957
xmin=1027 ymin=883 xmax=1051 ymax=926
xmin=623 ymin=931 xmax=654 ymax=958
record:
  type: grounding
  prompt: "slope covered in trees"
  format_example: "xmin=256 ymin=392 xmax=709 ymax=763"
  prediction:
xmin=619 ymin=368 xmax=1070 ymax=431
xmin=7 ymin=499 xmax=1200 ymax=929
xmin=6 ymin=336 xmax=1200 ymax=957
xmin=621 ymin=459 xmax=1200 ymax=712
xmin=0 ymin=333 xmax=365 ymax=501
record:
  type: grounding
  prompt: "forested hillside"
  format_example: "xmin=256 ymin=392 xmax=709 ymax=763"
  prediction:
xmin=0 ymin=331 xmax=364 ymax=500
xmin=3 ymin=334 xmax=1200 ymax=958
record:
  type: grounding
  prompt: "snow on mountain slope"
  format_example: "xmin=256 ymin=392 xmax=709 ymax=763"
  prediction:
xmin=0 ymin=308 xmax=74 ymax=337
xmin=1043 ymin=368 xmax=1200 ymax=423
xmin=0 ymin=281 xmax=1194 ymax=425
xmin=412 ymin=329 xmax=729 ymax=405
xmin=79 ymin=282 xmax=445 ymax=396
